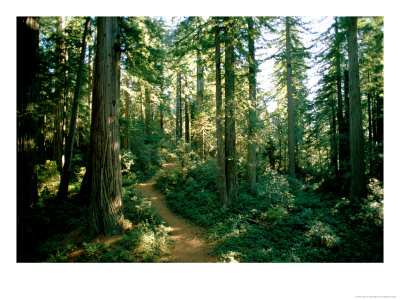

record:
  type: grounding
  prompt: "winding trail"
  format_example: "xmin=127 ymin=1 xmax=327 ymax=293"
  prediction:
xmin=138 ymin=162 xmax=217 ymax=263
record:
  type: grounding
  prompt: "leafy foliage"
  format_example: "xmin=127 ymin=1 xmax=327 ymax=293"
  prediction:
xmin=37 ymin=160 xmax=60 ymax=202
xmin=45 ymin=171 xmax=173 ymax=262
xmin=155 ymin=159 xmax=383 ymax=262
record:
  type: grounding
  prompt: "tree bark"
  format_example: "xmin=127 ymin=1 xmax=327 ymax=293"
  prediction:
xmin=17 ymin=16 xmax=40 ymax=261
xmin=347 ymin=17 xmax=366 ymax=201
xmin=139 ymin=86 xmax=144 ymax=125
xmin=375 ymin=90 xmax=383 ymax=180
xmin=178 ymin=76 xmax=183 ymax=140
xmin=278 ymin=120 xmax=282 ymax=172
xmin=214 ymin=17 xmax=228 ymax=205
xmin=58 ymin=17 xmax=91 ymax=201
xmin=184 ymin=77 xmax=190 ymax=143
xmin=224 ymin=17 xmax=237 ymax=205
xmin=88 ymin=27 xmax=94 ymax=122
xmin=330 ymin=96 xmax=338 ymax=176
xmin=196 ymin=49 xmax=205 ymax=159
xmin=176 ymin=72 xmax=182 ymax=142
xmin=342 ymin=68 xmax=351 ymax=174
xmin=144 ymin=86 xmax=151 ymax=139
xmin=17 ymin=16 xmax=40 ymax=210
xmin=335 ymin=18 xmax=347 ymax=175
xmin=196 ymin=49 xmax=204 ymax=106
xmin=372 ymin=88 xmax=377 ymax=147
xmin=160 ymin=83 xmax=164 ymax=132
xmin=89 ymin=17 xmax=124 ymax=236
xmin=124 ymin=76 xmax=131 ymax=150
xmin=175 ymin=73 xmax=179 ymax=141
xmin=367 ymin=72 xmax=373 ymax=175
xmin=53 ymin=17 xmax=66 ymax=170
xmin=61 ymin=30 xmax=70 ymax=172
xmin=286 ymin=17 xmax=295 ymax=177
xmin=246 ymin=17 xmax=257 ymax=193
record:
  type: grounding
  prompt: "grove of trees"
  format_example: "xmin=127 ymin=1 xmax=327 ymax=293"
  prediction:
xmin=16 ymin=16 xmax=383 ymax=263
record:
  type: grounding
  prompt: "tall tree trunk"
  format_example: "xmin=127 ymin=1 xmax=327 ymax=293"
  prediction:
xmin=88 ymin=28 xmax=94 ymax=122
xmin=176 ymin=72 xmax=182 ymax=142
xmin=246 ymin=17 xmax=257 ymax=193
xmin=330 ymin=96 xmax=338 ymax=176
xmin=144 ymin=86 xmax=151 ymax=139
xmin=124 ymin=77 xmax=131 ymax=150
xmin=17 ymin=16 xmax=40 ymax=261
xmin=375 ymin=91 xmax=383 ymax=147
xmin=184 ymin=77 xmax=190 ymax=143
xmin=347 ymin=17 xmax=366 ymax=201
xmin=367 ymin=72 xmax=373 ymax=176
xmin=224 ymin=17 xmax=237 ymax=205
xmin=372 ymin=88 xmax=377 ymax=148
xmin=17 ymin=16 xmax=40 ymax=209
xmin=375 ymin=89 xmax=383 ymax=181
xmin=175 ymin=73 xmax=179 ymax=142
xmin=160 ymin=83 xmax=164 ymax=132
xmin=58 ymin=17 xmax=91 ymax=201
xmin=139 ymin=86 xmax=144 ymax=125
xmin=61 ymin=35 xmax=70 ymax=171
xmin=344 ymin=69 xmax=350 ymax=125
xmin=278 ymin=120 xmax=282 ymax=172
xmin=160 ymin=103 xmax=164 ymax=132
xmin=286 ymin=17 xmax=295 ymax=177
xmin=341 ymin=68 xmax=351 ymax=178
xmin=53 ymin=17 xmax=66 ymax=170
xmin=196 ymin=49 xmax=205 ymax=159
xmin=214 ymin=17 xmax=227 ymax=205
xmin=89 ymin=17 xmax=124 ymax=236
xmin=335 ymin=18 xmax=347 ymax=175
xmin=184 ymin=97 xmax=190 ymax=143
xmin=196 ymin=49 xmax=204 ymax=106
xmin=37 ymin=114 xmax=46 ymax=163
xmin=179 ymin=77 xmax=183 ymax=140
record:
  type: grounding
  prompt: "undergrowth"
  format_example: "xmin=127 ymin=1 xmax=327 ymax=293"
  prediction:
xmin=154 ymin=158 xmax=383 ymax=262
xmin=43 ymin=152 xmax=173 ymax=262
xmin=22 ymin=151 xmax=173 ymax=262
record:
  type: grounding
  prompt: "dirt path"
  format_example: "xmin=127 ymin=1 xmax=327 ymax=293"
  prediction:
xmin=138 ymin=162 xmax=217 ymax=263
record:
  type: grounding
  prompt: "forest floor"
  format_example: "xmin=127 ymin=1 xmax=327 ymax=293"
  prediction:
xmin=138 ymin=162 xmax=217 ymax=262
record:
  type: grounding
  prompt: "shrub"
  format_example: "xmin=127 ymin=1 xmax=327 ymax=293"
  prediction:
xmin=367 ymin=178 xmax=383 ymax=203
xmin=128 ymin=143 xmax=164 ymax=181
xmin=37 ymin=160 xmax=60 ymax=202
xmin=175 ymin=140 xmax=197 ymax=167
xmin=256 ymin=168 xmax=295 ymax=209
xmin=154 ymin=168 xmax=185 ymax=194
xmin=187 ymin=159 xmax=217 ymax=191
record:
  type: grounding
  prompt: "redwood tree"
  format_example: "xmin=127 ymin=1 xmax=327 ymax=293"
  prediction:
xmin=88 ymin=17 xmax=124 ymax=236
xmin=286 ymin=17 xmax=295 ymax=177
xmin=53 ymin=17 xmax=67 ymax=170
xmin=17 ymin=17 xmax=40 ymax=211
xmin=347 ymin=17 xmax=366 ymax=201
xmin=246 ymin=17 xmax=257 ymax=193
xmin=214 ymin=17 xmax=227 ymax=205
xmin=58 ymin=17 xmax=91 ymax=201
xmin=224 ymin=17 xmax=237 ymax=204
xmin=334 ymin=17 xmax=348 ymax=175
xmin=17 ymin=16 xmax=40 ymax=260
xmin=184 ymin=77 xmax=190 ymax=143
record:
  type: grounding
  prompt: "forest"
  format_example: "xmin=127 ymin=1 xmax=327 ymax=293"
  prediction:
xmin=17 ymin=16 xmax=383 ymax=263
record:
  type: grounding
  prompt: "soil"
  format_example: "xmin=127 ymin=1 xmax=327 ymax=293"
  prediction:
xmin=138 ymin=162 xmax=217 ymax=263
